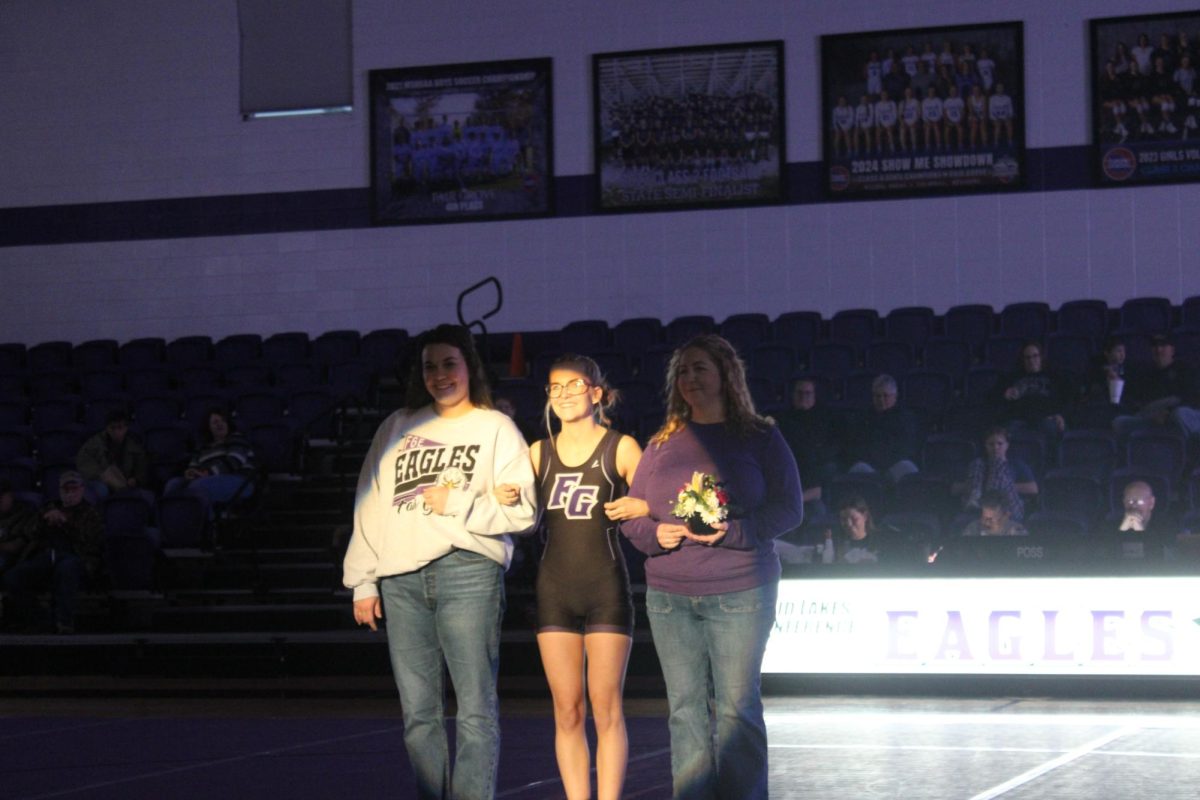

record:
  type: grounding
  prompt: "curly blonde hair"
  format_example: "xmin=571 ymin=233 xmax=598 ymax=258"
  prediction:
xmin=650 ymin=334 xmax=770 ymax=444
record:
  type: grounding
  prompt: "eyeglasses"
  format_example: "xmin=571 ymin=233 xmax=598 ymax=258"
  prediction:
xmin=545 ymin=378 xmax=592 ymax=398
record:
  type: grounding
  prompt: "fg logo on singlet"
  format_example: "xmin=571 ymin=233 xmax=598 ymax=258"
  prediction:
xmin=547 ymin=473 xmax=599 ymax=520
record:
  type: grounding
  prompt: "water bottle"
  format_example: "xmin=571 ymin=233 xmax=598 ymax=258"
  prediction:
xmin=822 ymin=530 xmax=835 ymax=564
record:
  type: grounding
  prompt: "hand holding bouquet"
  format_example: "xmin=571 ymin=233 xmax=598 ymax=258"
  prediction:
xmin=672 ymin=472 xmax=730 ymax=534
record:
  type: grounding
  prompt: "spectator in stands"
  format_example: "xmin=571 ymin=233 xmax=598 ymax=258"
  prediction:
xmin=845 ymin=374 xmax=920 ymax=482
xmin=165 ymin=408 xmax=257 ymax=514
xmin=0 ymin=481 xmax=37 ymax=575
xmin=343 ymin=324 xmax=537 ymax=800
xmin=832 ymin=494 xmax=896 ymax=564
xmin=995 ymin=341 xmax=1072 ymax=438
xmin=1112 ymin=334 xmax=1200 ymax=440
xmin=2 ymin=471 xmax=103 ymax=633
xmin=776 ymin=377 xmax=839 ymax=517
xmin=954 ymin=426 xmax=1038 ymax=520
xmin=1112 ymin=480 xmax=1177 ymax=561
xmin=76 ymin=409 xmax=149 ymax=500
xmin=493 ymin=392 xmax=536 ymax=444
xmin=1087 ymin=337 xmax=1128 ymax=407
xmin=961 ymin=490 xmax=1028 ymax=537
xmin=620 ymin=334 xmax=802 ymax=800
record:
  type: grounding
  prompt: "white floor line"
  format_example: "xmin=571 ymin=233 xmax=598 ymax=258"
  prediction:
xmin=771 ymin=743 xmax=1070 ymax=755
xmin=966 ymin=725 xmax=1141 ymax=800
xmin=19 ymin=724 xmax=403 ymax=800
xmin=770 ymin=741 xmax=1198 ymax=760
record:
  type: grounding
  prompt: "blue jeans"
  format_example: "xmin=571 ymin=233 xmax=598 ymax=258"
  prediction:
xmin=381 ymin=549 xmax=506 ymax=800
xmin=646 ymin=582 xmax=778 ymax=800
xmin=3 ymin=549 xmax=84 ymax=628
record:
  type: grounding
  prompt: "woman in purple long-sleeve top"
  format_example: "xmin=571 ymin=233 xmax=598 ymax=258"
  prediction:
xmin=622 ymin=334 xmax=803 ymax=800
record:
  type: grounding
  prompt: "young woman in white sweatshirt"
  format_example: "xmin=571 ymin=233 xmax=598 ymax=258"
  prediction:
xmin=344 ymin=323 xmax=537 ymax=800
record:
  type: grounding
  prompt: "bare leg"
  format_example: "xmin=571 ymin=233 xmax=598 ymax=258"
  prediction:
xmin=538 ymin=631 xmax=591 ymax=799
xmin=585 ymin=632 xmax=633 ymax=800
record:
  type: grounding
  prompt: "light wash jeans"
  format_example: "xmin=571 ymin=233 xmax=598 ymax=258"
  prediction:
xmin=646 ymin=582 xmax=778 ymax=800
xmin=381 ymin=549 xmax=506 ymax=800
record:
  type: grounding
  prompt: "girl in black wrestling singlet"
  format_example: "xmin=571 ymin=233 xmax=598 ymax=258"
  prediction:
xmin=495 ymin=354 xmax=645 ymax=800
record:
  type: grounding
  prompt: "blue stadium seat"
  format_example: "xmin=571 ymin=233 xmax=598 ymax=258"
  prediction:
xmin=772 ymin=311 xmax=822 ymax=355
xmin=921 ymin=337 xmax=973 ymax=385
xmin=1056 ymin=300 xmax=1109 ymax=345
xmin=1058 ymin=430 xmax=1118 ymax=480
xmin=612 ymin=318 xmax=663 ymax=356
xmin=560 ymin=320 xmax=610 ymax=354
xmin=665 ymin=315 xmax=715 ymax=346
xmin=214 ymin=334 xmax=263 ymax=365
xmin=984 ymin=335 xmax=1027 ymax=371
xmin=884 ymin=307 xmax=935 ymax=351
xmin=72 ymin=339 xmax=119 ymax=371
xmin=719 ymin=313 xmax=772 ymax=354
xmin=1044 ymin=333 xmax=1093 ymax=377
xmin=118 ymin=337 xmax=166 ymax=368
xmin=943 ymin=304 xmax=994 ymax=354
xmin=165 ymin=335 xmax=213 ymax=367
xmin=921 ymin=433 xmax=976 ymax=480
xmin=808 ymin=341 xmax=857 ymax=381
xmin=1118 ymin=297 xmax=1172 ymax=335
xmin=865 ymin=340 xmax=915 ymax=377
xmin=1040 ymin=470 xmax=1106 ymax=524
xmin=309 ymin=331 xmax=360 ymax=367
xmin=902 ymin=370 xmax=954 ymax=418
xmin=829 ymin=309 xmax=879 ymax=352
xmin=27 ymin=341 xmax=73 ymax=373
xmin=262 ymin=332 xmax=311 ymax=365
xmin=999 ymin=302 xmax=1051 ymax=341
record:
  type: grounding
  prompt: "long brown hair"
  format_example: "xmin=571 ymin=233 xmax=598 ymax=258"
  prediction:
xmin=404 ymin=324 xmax=493 ymax=411
xmin=650 ymin=334 xmax=769 ymax=444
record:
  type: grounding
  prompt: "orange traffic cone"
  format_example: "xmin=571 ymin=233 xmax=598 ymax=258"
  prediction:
xmin=509 ymin=332 xmax=526 ymax=377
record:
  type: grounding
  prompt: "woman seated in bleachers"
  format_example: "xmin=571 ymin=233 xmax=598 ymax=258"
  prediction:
xmin=953 ymin=426 xmax=1038 ymax=521
xmin=165 ymin=408 xmax=257 ymax=515
xmin=827 ymin=494 xmax=900 ymax=564
xmin=994 ymin=341 xmax=1073 ymax=439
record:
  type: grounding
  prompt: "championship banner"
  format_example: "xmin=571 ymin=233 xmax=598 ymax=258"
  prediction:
xmin=820 ymin=22 xmax=1025 ymax=198
xmin=764 ymin=576 xmax=1200 ymax=676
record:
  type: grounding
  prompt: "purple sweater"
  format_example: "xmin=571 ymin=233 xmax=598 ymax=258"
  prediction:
xmin=622 ymin=421 xmax=803 ymax=596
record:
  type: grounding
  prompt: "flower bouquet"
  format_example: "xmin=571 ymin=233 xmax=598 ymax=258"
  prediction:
xmin=672 ymin=472 xmax=730 ymax=534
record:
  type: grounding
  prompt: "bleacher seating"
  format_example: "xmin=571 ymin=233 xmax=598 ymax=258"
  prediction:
xmin=6 ymin=296 xmax=1200 ymax=640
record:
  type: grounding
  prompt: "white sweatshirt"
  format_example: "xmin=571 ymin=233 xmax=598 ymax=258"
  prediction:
xmin=343 ymin=405 xmax=537 ymax=601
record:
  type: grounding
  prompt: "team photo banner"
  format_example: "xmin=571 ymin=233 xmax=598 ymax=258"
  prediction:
xmin=820 ymin=22 xmax=1026 ymax=199
xmin=592 ymin=40 xmax=786 ymax=212
xmin=1090 ymin=10 xmax=1200 ymax=187
xmin=369 ymin=58 xmax=554 ymax=225
xmin=763 ymin=576 xmax=1200 ymax=676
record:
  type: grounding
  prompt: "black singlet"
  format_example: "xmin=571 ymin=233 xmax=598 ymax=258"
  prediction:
xmin=534 ymin=428 xmax=634 ymax=634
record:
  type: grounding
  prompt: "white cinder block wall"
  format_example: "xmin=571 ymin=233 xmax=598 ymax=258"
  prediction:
xmin=1 ymin=0 xmax=1198 ymax=343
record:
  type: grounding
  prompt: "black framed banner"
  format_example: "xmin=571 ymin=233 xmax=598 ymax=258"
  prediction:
xmin=369 ymin=58 xmax=553 ymax=224
xmin=1091 ymin=10 xmax=1200 ymax=187
xmin=820 ymin=22 xmax=1025 ymax=198
xmin=592 ymin=41 xmax=786 ymax=212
